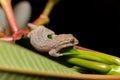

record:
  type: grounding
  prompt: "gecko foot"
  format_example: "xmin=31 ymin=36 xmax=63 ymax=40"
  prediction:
xmin=49 ymin=49 xmax=63 ymax=57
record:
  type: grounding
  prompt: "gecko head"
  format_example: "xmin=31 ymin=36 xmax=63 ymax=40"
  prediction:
xmin=48 ymin=34 xmax=79 ymax=57
xmin=67 ymin=34 xmax=79 ymax=45
xmin=55 ymin=34 xmax=79 ymax=46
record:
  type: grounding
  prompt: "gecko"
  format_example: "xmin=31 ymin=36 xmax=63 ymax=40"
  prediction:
xmin=27 ymin=23 xmax=79 ymax=57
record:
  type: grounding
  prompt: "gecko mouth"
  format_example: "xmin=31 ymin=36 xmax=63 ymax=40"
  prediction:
xmin=53 ymin=40 xmax=76 ymax=53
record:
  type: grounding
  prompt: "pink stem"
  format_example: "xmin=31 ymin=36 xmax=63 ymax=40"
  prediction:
xmin=75 ymin=46 xmax=102 ymax=53
xmin=0 ymin=36 xmax=14 ymax=42
xmin=1 ymin=0 xmax=19 ymax=33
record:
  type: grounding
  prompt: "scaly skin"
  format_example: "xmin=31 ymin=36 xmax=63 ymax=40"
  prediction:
xmin=28 ymin=23 xmax=79 ymax=57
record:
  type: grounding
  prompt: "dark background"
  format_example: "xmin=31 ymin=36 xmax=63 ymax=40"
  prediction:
xmin=13 ymin=0 xmax=119 ymax=57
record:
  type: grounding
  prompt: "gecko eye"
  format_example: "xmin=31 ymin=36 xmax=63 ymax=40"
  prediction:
xmin=47 ymin=34 xmax=53 ymax=39
xmin=70 ymin=39 xmax=75 ymax=43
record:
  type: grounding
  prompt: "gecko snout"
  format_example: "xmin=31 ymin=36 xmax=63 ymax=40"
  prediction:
xmin=70 ymin=38 xmax=79 ymax=44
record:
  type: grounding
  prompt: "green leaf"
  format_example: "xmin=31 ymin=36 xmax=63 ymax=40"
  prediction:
xmin=0 ymin=41 xmax=79 ymax=79
xmin=0 ymin=71 xmax=71 ymax=80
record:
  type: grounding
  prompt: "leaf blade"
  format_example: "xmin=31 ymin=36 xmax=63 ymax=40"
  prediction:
xmin=0 ymin=41 xmax=79 ymax=77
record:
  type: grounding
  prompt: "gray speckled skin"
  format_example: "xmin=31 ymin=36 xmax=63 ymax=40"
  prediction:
xmin=27 ymin=23 xmax=79 ymax=57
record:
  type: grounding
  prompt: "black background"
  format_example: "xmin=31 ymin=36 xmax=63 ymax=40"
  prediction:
xmin=13 ymin=0 xmax=119 ymax=57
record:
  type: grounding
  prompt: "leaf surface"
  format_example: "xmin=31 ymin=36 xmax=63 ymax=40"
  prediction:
xmin=0 ymin=41 xmax=79 ymax=80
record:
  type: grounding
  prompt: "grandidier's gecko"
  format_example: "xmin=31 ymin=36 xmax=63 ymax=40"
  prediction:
xmin=27 ymin=23 xmax=79 ymax=57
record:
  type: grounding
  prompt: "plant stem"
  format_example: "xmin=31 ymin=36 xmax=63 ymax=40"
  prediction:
xmin=107 ymin=65 xmax=120 ymax=75
xmin=61 ymin=47 xmax=120 ymax=65
xmin=1 ymin=0 xmax=19 ymax=33
xmin=42 ymin=0 xmax=59 ymax=17
xmin=67 ymin=57 xmax=111 ymax=74
xmin=24 ymin=0 xmax=60 ymax=36
xmin=60 ymin=47 xmax=120 ymax=74
xmin=76 ymin=49 xmax=120 ymax=65
xmin=0 ymin=0 xmax=25 ymax=42
xmin=32 ymin=0 xmax=60 ymax=25
xmin=0 ymin=36 xmax=13 ymax=42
